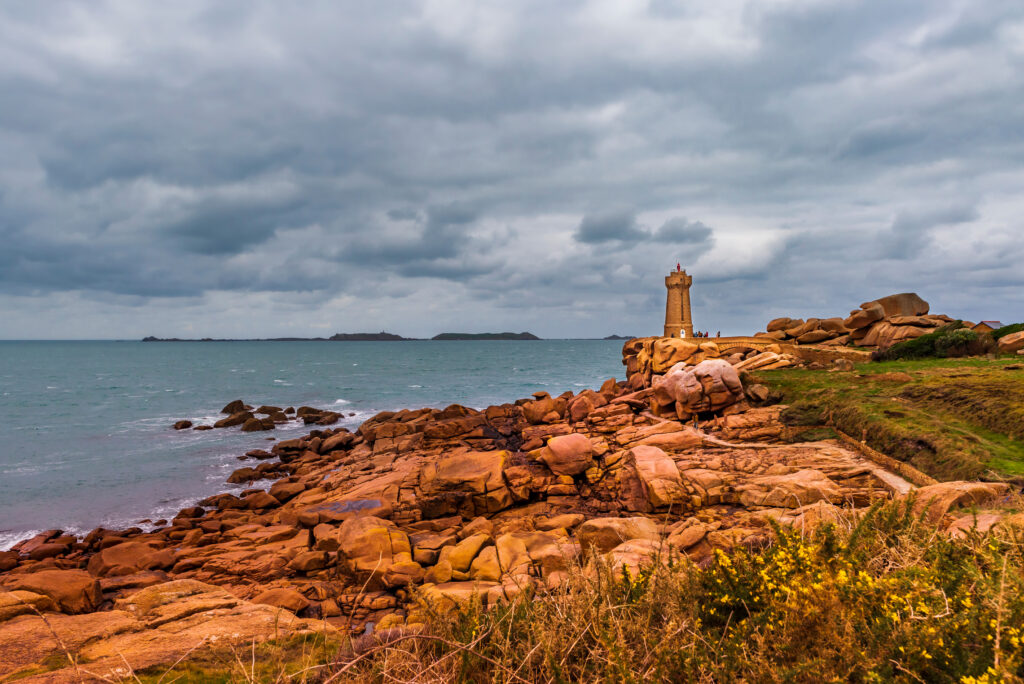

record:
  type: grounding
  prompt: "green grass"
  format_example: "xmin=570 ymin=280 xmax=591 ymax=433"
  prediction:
xmin=750 ymin=357 xmax=1024 ymax=481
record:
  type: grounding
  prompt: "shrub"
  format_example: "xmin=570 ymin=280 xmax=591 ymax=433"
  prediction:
xmin=993 ymin=323 xmax=1024 ymax=341
xmin=935 ymin=327 xmax=980 ymax=357
xmin=876 ymin=322 xmax=993 ymax=361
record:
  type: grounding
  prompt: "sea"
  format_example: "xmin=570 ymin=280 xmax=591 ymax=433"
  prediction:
xmin=0 ymin=339 xmax=625 ymax=550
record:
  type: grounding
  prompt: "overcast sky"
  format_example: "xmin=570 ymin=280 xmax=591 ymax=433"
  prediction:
xmin=1 ymin=0 xmax=1022 ymax=339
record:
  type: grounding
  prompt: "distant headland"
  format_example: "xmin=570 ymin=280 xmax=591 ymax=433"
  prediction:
xmin=141 ymin=331 xmax=542 ymax=342
xmin=430 ymin=332 xmax=540 ymax=341
xmin=329 ymin=332 xmax=407 ymax=341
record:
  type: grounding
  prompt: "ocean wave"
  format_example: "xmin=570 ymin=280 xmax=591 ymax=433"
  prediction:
xmin=0 ymin=529 xmax=42 ymax=551
xmin=275 ymin=420 xmax=310 ymax=432
xmin=1 ymin=523 xmax=90 ymax=552
xmin=2 ymin=463 xmax=44 ymax=476
xmin=333 ymin=399 xmax=350 ymax=405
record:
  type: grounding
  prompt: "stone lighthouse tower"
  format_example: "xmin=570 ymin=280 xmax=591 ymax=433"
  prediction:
xmin=664 ymin=268 xmax=694 ymax=338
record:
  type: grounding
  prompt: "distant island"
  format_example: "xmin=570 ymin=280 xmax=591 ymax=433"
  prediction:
xmin=328 ymin=332 xmax=407 ymax=341
xmin=142 ymin=332 xmax=410 ymax=342
xmin=603 ymin=334 xmax=634 ymax=340
xmin=142 ymin=331 xmax=543 ymax=342
xmin=430 ymin=332 xmax=540 ymax=341
xmin=142 ymin=336 xmax=326 ymax=342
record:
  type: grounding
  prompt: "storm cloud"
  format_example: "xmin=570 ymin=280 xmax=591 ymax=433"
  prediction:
xmin=1 ymin=0 xmax=1022 ymax=339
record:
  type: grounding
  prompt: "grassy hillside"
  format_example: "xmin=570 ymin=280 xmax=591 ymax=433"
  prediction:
xmin=750 ymin=357 xmax=1024 ymax=481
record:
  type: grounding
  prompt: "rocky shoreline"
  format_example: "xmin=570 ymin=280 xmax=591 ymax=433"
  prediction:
xmin=0 ymin=341 xmax=1012 ymax=681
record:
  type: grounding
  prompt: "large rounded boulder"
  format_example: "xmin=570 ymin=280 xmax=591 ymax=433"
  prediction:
xmin=8 ymin=570 xmax=102 ymax=614
xmin=861 ymin=293 xmax=929 ymax=318
xmin=535 ymin=433 xmax=595 ymax=476
xmin=652 ymin=359 xmax=744 ymax=418
xmin=998 ymin=330 xmax=1024 ymax=354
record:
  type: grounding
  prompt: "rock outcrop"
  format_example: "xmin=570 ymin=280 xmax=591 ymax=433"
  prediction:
xmin=175 ymin=399 xmax=342 ymax=432
xmin=621 ymin=337 xmax=800 ymax=391
xmin=651 ymin=359 xmax=745 ymax=419
xmin=0 ymin=579 xmax=325 ymax=681
xmin=998 ymin=331 xmax=1024 ymax=354
xmin=755 ymin=293 xmax=955 ymax=351
xmin=0 ymin=369 xmax=1000 ymax=679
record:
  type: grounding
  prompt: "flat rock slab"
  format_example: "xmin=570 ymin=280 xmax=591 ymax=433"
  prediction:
xmin=0 ymin=580 xmax=330 ymax=682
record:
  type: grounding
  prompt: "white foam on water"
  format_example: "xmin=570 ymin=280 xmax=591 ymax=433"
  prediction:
xmin=0 ymin=529 xmax=41 ymax=551
xmin=1 ymin=523 xmax=90 ymax=551
xmin=333 ymin=398 xmax=350 ymax=405
xmin=275 ymin=420 xmax=310 ymax=432
xmin=5 ymin=464 xmax=44 ymax=475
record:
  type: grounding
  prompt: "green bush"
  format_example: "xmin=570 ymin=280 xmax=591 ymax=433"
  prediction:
xmin=876 ymin=322 xmax=993 ymax=361
xmin=993 ymin=323 xmax=1024 ymax=341
xmin=935 ymin=328 xmax=980 ymax=357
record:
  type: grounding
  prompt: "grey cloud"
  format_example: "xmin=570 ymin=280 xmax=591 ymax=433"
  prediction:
xmin=654 ymin=218 xmax=714 ymax=244
xmin=426 ymin=204 xmax=478 ymax=228
xmin=0 ymin=1 xmax=1023 ymax=337
xmin=574 ymin=210 xmax=647 ymax=244
xmin=387 ymin=208 xmax=420 ymax=221
xmin=340 ymin=203 xmax=485 ymax=275
xmin=836 ymin=120 xmax=926 ymax=160
xmin=166 ymin=195 xmax=309 ymax=255
xmin=881 ymin=204 xmax=980 ymax=259
xmin=575 ymin=213 xmax=715 ymax=258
